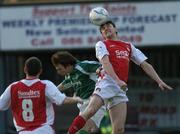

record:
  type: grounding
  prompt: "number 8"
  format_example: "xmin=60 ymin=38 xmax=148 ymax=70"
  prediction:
xmin=22 ymin=99 xmax=34 ymax=122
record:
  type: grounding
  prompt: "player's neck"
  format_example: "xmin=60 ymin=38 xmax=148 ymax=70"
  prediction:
xmin=105 ymin=34 xmax=118 ymax=41
xmin=26 ymin=75 xmax=39 ymax=80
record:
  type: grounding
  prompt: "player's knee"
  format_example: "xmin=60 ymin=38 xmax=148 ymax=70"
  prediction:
xmin=83 ymin=118 xmax=98 ymax=133
xmin=113 ymin=126 xmax=125 ymax=134
xmin=89 ymin=126 xmax=99 ymax=133
xmin=83 ymin=126 xmax=95 ymax=132
xmin=117 ymin=128 xmax=125 ymax=134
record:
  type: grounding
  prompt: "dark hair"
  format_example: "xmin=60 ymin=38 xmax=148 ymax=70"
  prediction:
xmin=99 ymin=20 xmax=116 ymax=33
xmin=25 ymin=57 xmax=42 ymax=76
xmin=51 ymin=51 xmax=77 ymax=67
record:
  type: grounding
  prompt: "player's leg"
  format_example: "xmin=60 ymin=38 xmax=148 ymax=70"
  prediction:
xmin=81 ymin=94 xmax=104 ymax=120
xmin=68 ymin=95 xmax=104 ymax=134
xmin=77 ymin=98 xmax=105 ymax=133
xmin=109 ymin=102 xmax=127 ymax=134
xmin=81 ymin=119 xmax=98 ymax=132
xmin=82 ymin=104 xmax=105 ymax=133
xmin=77 ymin=99 xmax=98 ymax=133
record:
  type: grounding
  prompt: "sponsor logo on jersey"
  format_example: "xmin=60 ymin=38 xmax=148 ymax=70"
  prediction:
xmin=72 ymin=81 xmax=82 ymax=87
xmin=18 ymin=90 xmax=40 ymax=98
xmin=115 ymin=50 xmax=129 ymax=59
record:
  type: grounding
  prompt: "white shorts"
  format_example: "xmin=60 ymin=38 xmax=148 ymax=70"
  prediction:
xmin=77 ymin=99 xmax=106 ymax=127
xmin=19 ymin=125 xmax=55 ymax=134
xmin=94 ymin=74 xmax=129 ymax=109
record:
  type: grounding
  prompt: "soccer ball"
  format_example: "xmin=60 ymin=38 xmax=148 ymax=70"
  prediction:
xmin=89 ymin=7 xmax=109 ymax=26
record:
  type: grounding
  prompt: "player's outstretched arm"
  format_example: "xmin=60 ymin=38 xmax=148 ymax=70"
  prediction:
xmin=140 ymin=61 xmax=173 ymax=90
xmin=63 ymin=97 xmax=83 ymax=105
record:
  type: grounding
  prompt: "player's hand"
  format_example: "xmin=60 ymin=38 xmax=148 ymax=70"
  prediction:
xmin=117 ymin=79 xmax=127 ymax=91
xmin=96 ymin=67 xmax=103 ymax=76
xmin=158 ymin=81 xmax=173 ymax=91
xmin=74 ymin=97 xmax=83 ymax=104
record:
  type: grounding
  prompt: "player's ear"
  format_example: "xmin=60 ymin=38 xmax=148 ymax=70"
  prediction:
xmin=24 ymin=66 xmax=28 ymax=74
xmin=115 ymin=28 xmax=118 ymax=35
xmin=36 ymin=69 xmax=42 ymax=78
xmin=39 ymin=69 xmax=43 ymax=75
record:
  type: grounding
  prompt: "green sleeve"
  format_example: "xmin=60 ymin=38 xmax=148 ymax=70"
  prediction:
xmin=80 ymin=60 xmax=101 ymax=73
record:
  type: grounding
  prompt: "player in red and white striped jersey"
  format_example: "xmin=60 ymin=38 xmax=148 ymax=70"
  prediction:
xmin=0 ymin=57 xmax=82 ymax=134
xmin=68 ymin=20 xmax=173 ymax=134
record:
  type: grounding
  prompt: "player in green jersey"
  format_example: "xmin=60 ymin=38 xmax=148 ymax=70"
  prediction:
xmin=51 ymin=51 xmax=106 ymax=134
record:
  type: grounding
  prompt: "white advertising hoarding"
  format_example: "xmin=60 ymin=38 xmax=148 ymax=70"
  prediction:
xmin=0 ymin=2 xmax=179 ymax=50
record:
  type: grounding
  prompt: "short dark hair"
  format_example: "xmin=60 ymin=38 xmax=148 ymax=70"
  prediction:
xmin=25 ymin=57 xmax=42 ymax=76
xmin=99 ymin=20 xmax=116 ymax=33
xmin=51 ymin=51 xmax=77 ymax=67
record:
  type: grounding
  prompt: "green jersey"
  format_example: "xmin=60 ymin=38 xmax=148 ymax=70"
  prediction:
xmin=61 ymin=60 xmax=101 ymax=99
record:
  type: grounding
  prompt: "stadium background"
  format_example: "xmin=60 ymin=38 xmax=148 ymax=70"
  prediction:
xmin=0 ymin=0 xmax=180 ymax=134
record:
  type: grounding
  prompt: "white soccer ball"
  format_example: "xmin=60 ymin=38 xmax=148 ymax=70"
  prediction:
xmin=89 ymin=7 xmax=109 ymax=26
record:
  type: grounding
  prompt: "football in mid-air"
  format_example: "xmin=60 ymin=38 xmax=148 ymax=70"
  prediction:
xmin=89 ymin=7 xmax=109 ymax=26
